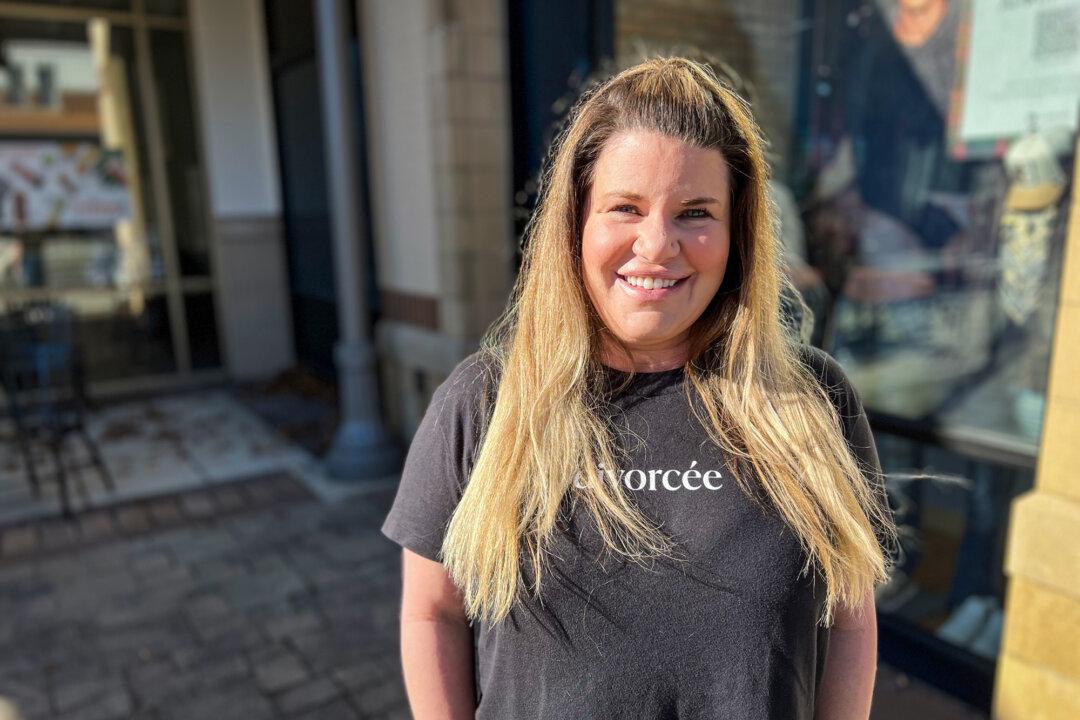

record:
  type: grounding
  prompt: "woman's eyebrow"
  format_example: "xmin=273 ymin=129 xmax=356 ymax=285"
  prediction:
xmin=601 ymin=191 xmax=721 ymax=207
xmin=680 ymin=196 xmax=720 ymax=207
xmin=601 ymin=190 xmax=646 ymax=201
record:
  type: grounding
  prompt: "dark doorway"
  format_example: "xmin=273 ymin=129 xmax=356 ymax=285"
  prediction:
xmin=263 ymin=0 xmax=378 ymax=382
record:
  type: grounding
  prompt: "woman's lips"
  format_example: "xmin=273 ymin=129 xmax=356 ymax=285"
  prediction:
xmin=616 ymin=274 xmax=688 ymax=301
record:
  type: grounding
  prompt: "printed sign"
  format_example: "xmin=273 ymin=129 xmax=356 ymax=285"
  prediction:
xmin=955 ymin=0 xmax=1080 ymax=157
xmin=0 ymin=141 xmax=132 ymax=232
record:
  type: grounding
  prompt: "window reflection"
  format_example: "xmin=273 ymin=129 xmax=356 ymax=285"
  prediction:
xmin=802 ymin=0 xmax=1071 ymax=444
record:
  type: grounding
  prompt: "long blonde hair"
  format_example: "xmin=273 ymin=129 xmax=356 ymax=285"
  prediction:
xmin=441 ymin=56 xmax=895 ymax=627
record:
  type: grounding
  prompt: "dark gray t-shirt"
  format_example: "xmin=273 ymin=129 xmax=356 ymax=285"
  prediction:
xmin=381 ymin=345 xmax=887 ymax=719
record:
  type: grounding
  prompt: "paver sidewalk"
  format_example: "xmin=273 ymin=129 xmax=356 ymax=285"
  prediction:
xmin=0 ymin=475 xmax=408 ymax=720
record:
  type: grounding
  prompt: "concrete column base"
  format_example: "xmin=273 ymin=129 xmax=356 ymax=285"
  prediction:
xmin=323 ymin=339 xmax=402 ymax=482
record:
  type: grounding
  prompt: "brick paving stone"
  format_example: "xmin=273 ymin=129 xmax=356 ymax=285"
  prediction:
xmin=184 ymin=592 xmax=232 ymax=623
xmin=93 ymin=601 xmax=169 ymax=630
xmin=134 ymin=565 xmax=192 ymax=595
xmin=191 ymin=557 xmax=244 ymax=584
xmin=275 ymin=676 xmax=341 ymax=715
xmin=146 ymin=497 xmax=183 ymax=527
xmin=288 ymin=697 xmax=360 ymax=720
xmin=219 ymin=566 xmax=306 ymax=611
xmin=79 ymin=543 xmax=129 ymax=573
xmin=129 ymin=550 xmax=171 ymax=577
xmin=264 ymin=609 xmax=323 ymax=641
xmin=168 ymin=527 xmax=237 ymax=564
xmin=352 ymin=678 xmax=408 ymax=717
xmin=53 ymin=686 xmax=132 ymax=720
xmin=53 ymin=569 xmax=138 ymax=614
xmin=191 ymin=612 xmax=260 ymax=645
xmin=265 ymin=474 xmax=312 ymax=502
xmin=160 ymin=685 xmax=275 ymax=720
xmin=211 ymin=485 xmax=246 ymax=513
xmin=254 ymin=650 xmax=309 ymax=693
xmin=249 ymin=552 xmax=292 ymax=575
xmin=52 ymin=675 xmax=127 ymax=714
xmin=192 ymin=654 xmax=251 ymax=687
xmin=125 ymin=658 xmax=176 ymax=691
xmin=246 ymin=478 xmax=283 ymax=504
xmin=94 ymin=619 xmax=190 ymax=659
xmin=0 ymin=675 xmax=50 ymax=717
xmin=78 ymin=509 xmax=117 ymax=542
xmin=115 ymin=505 xmax=151 ymax=534
xmin=1 ymin=525 xmax=39 ymax=557
xmin=133 ymin=655 xmax=248 ymax=708
xmin=39 ymin=518 xmax=80 ymax=550
xmin=331 ymin=660 xmax=389 ymax=692
xmin=225 ymin=512 xmax=285 ymax=543
xmin=179 ymin=490 xmax=216 ymax=519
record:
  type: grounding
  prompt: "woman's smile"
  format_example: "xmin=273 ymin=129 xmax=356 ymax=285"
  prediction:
xmin=615 ymin=273 xmax=691 ymax=301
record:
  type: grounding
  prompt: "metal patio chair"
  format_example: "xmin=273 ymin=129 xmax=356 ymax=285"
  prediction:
xmin=0 ymin=300 xmax=114 ymax=517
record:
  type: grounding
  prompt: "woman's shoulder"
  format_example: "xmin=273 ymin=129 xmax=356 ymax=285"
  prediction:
xmin=793 ymin=344 xmax=867 ymax=432
xmin=795 ymin=344 xmax=849 ymax=388
xmin=423 ymin=350 xmax=500 ymax=443
xmin=436 ymin=350 xmax=499 ymax=409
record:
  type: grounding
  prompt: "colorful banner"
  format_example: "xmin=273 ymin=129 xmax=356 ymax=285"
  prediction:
xmin=0 ymin=141 xmax=132 ymax=232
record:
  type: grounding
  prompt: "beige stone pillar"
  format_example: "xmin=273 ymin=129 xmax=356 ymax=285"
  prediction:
xmin=994 ymin=142 xmax=1080 ymax=718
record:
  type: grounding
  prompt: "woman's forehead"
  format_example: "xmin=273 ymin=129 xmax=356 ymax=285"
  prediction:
xmin=591 ymin=130 xmax=730 ymax=194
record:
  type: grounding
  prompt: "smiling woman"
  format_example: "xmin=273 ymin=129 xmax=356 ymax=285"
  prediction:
xmin=381 ymin=56 xmax=897 ymax=720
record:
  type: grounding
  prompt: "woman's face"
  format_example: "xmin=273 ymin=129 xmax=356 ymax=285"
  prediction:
xmin=581 ymin=130 xmax=732 ymax=363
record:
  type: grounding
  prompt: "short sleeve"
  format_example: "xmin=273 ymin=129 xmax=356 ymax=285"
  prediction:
xmin=797 ymin=345 xmax=894 ymax=549
xmin=380 ymin=352 xmax=493 ymax=563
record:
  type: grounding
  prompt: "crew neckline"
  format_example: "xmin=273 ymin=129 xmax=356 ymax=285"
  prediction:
xmin=599 ymin=363 xmax=687 ymax=398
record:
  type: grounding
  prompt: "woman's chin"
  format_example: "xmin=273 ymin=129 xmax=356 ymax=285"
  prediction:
xmin=610 ymin=326 xmax=684 ymax=348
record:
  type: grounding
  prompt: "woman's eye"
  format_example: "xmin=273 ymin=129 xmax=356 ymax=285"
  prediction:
xmin=613 ymin=205 xmax=712 ymax=220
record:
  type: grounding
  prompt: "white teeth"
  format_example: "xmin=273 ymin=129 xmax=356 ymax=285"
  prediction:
xmin=623 ymin=275 xmax=678 ymax=289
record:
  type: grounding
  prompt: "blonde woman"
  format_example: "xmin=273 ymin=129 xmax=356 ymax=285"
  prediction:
xmin=381 ymin=56 xmax=896 ymax=720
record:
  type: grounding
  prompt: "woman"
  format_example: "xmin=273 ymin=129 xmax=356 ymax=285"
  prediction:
xmin=381 ymin=56 xmax=896 ymax=719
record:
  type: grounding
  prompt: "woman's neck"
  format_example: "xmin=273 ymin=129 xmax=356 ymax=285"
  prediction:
xmin=599 ymin=338 xmax=689 ymax=373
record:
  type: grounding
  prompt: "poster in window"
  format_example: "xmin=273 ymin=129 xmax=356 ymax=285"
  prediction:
xmin=0 ymin=142 xmax=132 ymax=232
xmin=952 ymin=0 xmax=1080 ymax=158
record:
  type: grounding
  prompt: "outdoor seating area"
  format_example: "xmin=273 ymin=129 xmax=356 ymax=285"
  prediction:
xmin=0 ymin=303 xmax=316 ymax=526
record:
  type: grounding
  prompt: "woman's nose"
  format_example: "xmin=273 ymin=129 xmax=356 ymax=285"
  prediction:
xmin=631 ymin=214 xmax=680 ymax=263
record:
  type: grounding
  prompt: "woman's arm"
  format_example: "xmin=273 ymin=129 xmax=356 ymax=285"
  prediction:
xmin=399 ymin=548 xmax=477 ymax=719
xmin=814 ymin=589 xmax=878 ymax=720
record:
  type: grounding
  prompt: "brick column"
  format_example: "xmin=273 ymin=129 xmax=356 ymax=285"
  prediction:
xmin=994 ymin=142 xmax=1080 ymax=718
